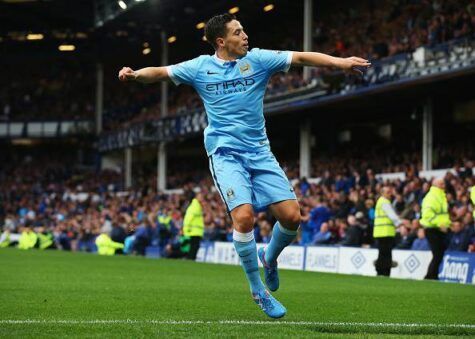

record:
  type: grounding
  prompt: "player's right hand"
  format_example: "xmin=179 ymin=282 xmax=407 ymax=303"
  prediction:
xmin=118 ymin=67 xmax=137 ymax=81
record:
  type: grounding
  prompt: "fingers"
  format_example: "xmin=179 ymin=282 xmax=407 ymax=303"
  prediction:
xmin=354 ymin=60 xmax=371 ymax=67
xmin=350 ymin=56 xmax=371 ymax=68
xmin=352 ymin=56 xmax=370 ymax=63
xmin=118 ymin=67 xmax=135 ymax=81
xmin=345 ymin=56 xmax=371 ymax=77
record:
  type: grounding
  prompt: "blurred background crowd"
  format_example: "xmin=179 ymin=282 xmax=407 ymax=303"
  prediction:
xmin=0 ymin=0 xmax=474 ymax=257
xmin=1 ymin=152 xmax=473 ymax=256
xmin=2 ymin=0 xmax=474 ymax=131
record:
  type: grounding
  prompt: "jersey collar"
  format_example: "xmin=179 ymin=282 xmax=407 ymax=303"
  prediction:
xmin=213 ymin=53 xmax=228 ymax=65
xmin=213 ymin=53 xmax=243 ymax=66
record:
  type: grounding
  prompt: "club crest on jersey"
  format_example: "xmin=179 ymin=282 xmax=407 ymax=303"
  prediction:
xmin=239 ymin=62 xmax=252 ymax=76
xmin=226 ymin=188 xmax=236 ymax=201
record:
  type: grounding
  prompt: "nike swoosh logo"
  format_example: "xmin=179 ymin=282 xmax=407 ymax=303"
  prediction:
xmin=207 ymin=71 xmax=219 ymax=75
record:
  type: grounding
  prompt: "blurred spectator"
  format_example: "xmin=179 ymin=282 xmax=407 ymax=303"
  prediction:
xmin=165 ymin=230 xmax=191 ymax=259
xmin=95 ymin=229 xmax=124 ymax=256
xmin=132 ymin=217 xmax=158 ymax=256
xmin=447 ymin=220 xmax=471 ymax=252
xmin=312 ymin=222 xmax=333 ymax=245
xmin=373 ymin=186 xmax=408 ymax=276
xmin=258 ymin=220 xmax=273 ymax=244
xmin=183 ymin=193 xmax=205 ymax=260
xmin=339 ymin=215 xmax=363 ymax=247
xmin=395 ymin=225 xmax=416 ymax=249
xmin=421 ymin=178 xmax=451 ymax=280
xmin=308 ymin=198 xmax=332 ymax=236
xmin=411 ymin=228 xmax=430 ymax=251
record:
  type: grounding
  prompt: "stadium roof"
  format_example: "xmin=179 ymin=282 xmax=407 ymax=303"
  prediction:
xmin=0 ymin=0 xmax=304 ymax=37
xmin=0 ymin=0 xmax=94 ymax=33
xmin=0 ymin=0 xmax=305 ymax=62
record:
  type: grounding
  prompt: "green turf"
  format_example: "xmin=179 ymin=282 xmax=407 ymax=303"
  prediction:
xmin=0 ymin=248 xmax=474 ymax=338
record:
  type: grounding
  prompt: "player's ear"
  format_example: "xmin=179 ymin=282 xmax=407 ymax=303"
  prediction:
xmin=216 ymin=37 xmax=225 ymax=48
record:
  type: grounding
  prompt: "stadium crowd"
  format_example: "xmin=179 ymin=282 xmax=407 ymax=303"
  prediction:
xmin=0 ymin=61 xmax=95 ymax=122
xmin=314 ymin=0 xmax=475 ymax=60
xmin=1 ymin=0 xmax=473 ymax=129
xmin=282 ymin=143 xmax=475 ymax=180
xmin=1 ymin=151 xmax=474 ymax=257
xmin=101 ymin=0 xmax=475 ymax=131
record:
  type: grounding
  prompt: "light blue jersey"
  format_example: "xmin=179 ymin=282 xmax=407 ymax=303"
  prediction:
xmin=167 ymin=48 xmax=293 ymax=156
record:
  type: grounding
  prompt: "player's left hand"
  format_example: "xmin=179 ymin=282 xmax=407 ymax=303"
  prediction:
xmin=335 ymin=57 xmax=371 ymax=76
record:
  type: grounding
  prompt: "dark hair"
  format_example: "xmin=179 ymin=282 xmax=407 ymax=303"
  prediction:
xmin=204 ymin=13 xmax=236 ymax=49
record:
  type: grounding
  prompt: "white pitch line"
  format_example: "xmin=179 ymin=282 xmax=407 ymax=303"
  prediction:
xmin=0 ymin=320 xmax=474 ymax=329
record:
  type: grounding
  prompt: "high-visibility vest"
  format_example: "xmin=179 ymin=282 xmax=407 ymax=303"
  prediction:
xmin=183 ymin=198 xmax=204 ymax=237
xmin=95 ymin=234 xmax=124 ymax=256
xmin=158 ymin=215 xmax=172 ymax=230
xmin=37 ymin=233 xmax=54 ymax=250
xmin=373 ymin=197 xmax=396 ymax=238
xmin=420 ymin=186 xmax=450 ymax=228
xmin=0 ymin=232 xmax=10 ymax=248
xmin=18 ymin=231 xmax=38 ymax=250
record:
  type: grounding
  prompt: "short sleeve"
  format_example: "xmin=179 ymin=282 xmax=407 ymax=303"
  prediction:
xmin=167 ymin=57 xmax=201 ymax=86
xmin=255 ymin=48 xmax=293 ymax=75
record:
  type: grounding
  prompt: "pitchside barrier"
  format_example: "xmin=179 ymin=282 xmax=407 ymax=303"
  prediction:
xmin=3 ymin=232 xmax=474 ymax=284
xmin=196 ymin=242 xmax=475 ymax=285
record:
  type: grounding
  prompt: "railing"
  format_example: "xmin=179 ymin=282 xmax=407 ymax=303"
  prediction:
xmin=0 ymin=120 xmax=94 ymax=139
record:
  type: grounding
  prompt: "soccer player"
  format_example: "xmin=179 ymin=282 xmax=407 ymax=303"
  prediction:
xmin=119 ymin=13 xmax=370 ymax=318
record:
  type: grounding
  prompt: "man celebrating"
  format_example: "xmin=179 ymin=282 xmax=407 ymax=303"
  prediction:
xmin=119 ymin=13 xmax=370 ymax=318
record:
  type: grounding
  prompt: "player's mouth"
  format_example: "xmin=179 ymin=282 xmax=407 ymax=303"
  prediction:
xmin=243 ymin=44 xmax=249 ymax=50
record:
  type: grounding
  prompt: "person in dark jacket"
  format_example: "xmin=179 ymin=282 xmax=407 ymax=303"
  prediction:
xmin=339 ymin=215 xmax=363 ymax=247
xmin=447 ymin=221 xmax=471 ymax=252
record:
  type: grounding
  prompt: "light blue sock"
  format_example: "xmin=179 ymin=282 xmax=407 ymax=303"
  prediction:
xmin=265 ymin=222 xmax=298 ymax=265
xmin=233 ymin=230 xmax=265 ymax=294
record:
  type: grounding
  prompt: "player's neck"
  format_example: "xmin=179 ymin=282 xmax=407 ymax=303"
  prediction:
xmin=216 ymin=49 xmax=238 ymax=62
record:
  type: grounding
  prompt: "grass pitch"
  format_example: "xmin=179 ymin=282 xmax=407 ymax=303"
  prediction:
xmin=0 ymin=248 xmax=474 ymax=338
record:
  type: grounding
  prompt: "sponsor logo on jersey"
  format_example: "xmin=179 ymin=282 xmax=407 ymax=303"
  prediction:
xmin=206 ymin=77 xmax=255 ymax=95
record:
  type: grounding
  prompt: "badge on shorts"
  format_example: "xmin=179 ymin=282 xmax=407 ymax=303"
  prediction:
xmin=226 ymin=188 xmax=236 ymax=201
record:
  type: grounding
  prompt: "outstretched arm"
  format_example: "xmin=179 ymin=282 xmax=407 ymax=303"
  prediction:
xmin=118 ymin=66 xmax=169 ymax=84
xmin=291 ymin=52 xmax=371 ymax=75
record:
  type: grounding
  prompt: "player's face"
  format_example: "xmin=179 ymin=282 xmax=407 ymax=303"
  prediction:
xmin=222 ymin=20 xmax=248 ymax=57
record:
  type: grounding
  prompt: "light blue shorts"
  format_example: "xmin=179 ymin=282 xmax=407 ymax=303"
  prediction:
xmin=209 ymin=148 xmax=297 ymax=213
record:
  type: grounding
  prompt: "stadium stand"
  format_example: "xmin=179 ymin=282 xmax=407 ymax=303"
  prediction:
xmin=100 ymin=0 xmax=475 ymax=132
xmin=1 ymin=0 xmax=472 ymax=132
xmin=1 ymin=151 xmax=473 ymax=255
xmin=0 ymin=0 xmax=474 ymax=272
xmin=0 ymin=61 xmax=95 ymax=121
